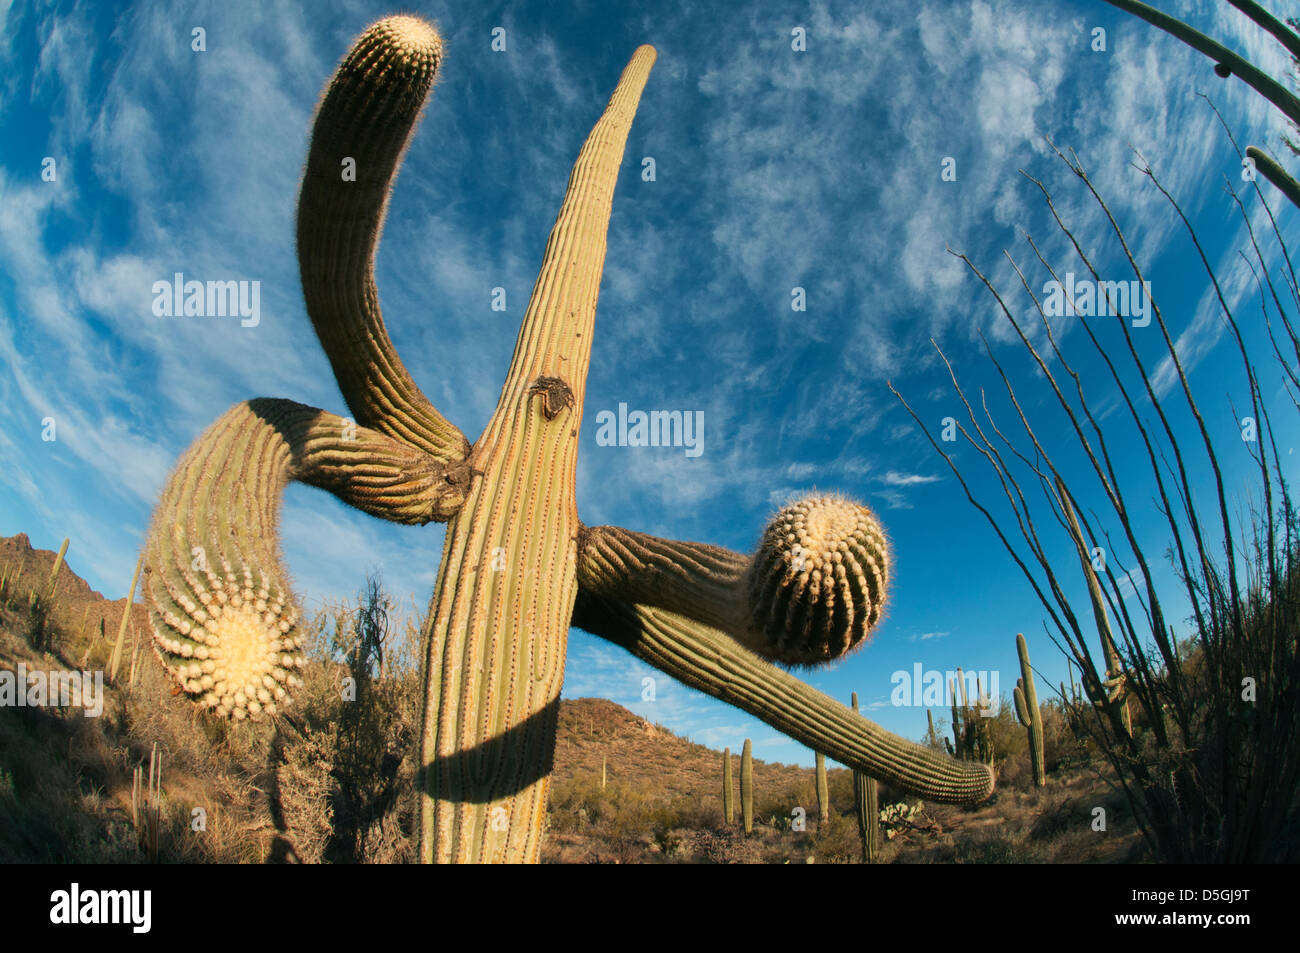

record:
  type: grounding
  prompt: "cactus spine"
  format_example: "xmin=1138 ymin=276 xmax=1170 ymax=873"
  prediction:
xmin=1014 ymin=632 xmax=1046 ymax=787
xmin=851 ymin=692 xmax=880 ymax=862
xmin=722 ymin=747 xmax=734 ymax=825
xmin=741 ymin=738 xmax=753 ymax=834
xmin=815 ymin=751 xmax=829 ymax=826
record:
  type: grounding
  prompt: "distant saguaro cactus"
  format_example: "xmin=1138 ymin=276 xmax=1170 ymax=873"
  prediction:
xmin=1013 ymin=633 xmax=1046 ymax=787
xmin=43 ymin=537 xmax=68 ymax=603
xmin=815 ymin=751 xmax=829 ymax=826
xmin=741 ymin=738 xmax=754 ymax=835
xmin=138 ymin=14 xmax=993 ymax=863
xmin=947 ymin=669 xmax=994 ymax=764
xmin=851 ymin=692 xmax=880 ymax=862
xmin=722 ymin=747 xmax=734 ymax=825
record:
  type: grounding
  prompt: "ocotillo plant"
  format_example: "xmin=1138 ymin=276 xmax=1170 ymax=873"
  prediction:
xmin=740 ymin=738 xmax=754 ymax=835
xmin=1013 ymin=633 xmax=1046 ymax=787
xmin=722 ymin=747 xmax=734 ymax=825
xmin=1100 ymin=0 xmax=1300 ymax=209
xmin=815 ymin=751 xmax=829 ymax=826
xmin=851 ymin=692 xmax=880 ymax=862
xmin=138 ymin=14 xmax=993 ymax=864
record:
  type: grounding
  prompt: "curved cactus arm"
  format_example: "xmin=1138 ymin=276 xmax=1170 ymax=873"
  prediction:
xmin=1014 ymin=680 xmax=1030 ymax=726
xmin=571 ymin=589 xmax=995 ymax=805
xmin=1246 ymin=146 xmax=1300 ymax=211
xmin=1223 ymin=0 xmax=1300 ymax=62
xmin=297 ymin=17 xmax=469 ymax=464
xmin=1100 ymin=0 xmax=1300 ymax=128
xmin=576 ymin=495 xmax=891 ymax=667
xmin=142 ymin=397 xmax=465 ymax=719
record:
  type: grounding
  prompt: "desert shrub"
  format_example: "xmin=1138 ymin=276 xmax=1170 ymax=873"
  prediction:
xmin=268 ymin=575 xmax=421 ymax=863
xmin=691 ymin=826 xmax=763 ymax=864
xmin=812 ymin=812 xmax=860 ymax=863
xmin=754 ymin=776 xmax=815 ymax=830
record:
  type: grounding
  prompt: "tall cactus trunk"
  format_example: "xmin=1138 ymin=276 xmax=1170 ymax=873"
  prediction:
xmin=416 ymin=46 xmax=657 ymax=865
xmin=815 ymin=751 xmax=829 ymax=826
xmin=851 ymin=692 xmax=880 ymax=862
xmin=740 ymin=738 xmax=753 ymax=834
xmin=722 ymin=747 xmax=734 ymax=825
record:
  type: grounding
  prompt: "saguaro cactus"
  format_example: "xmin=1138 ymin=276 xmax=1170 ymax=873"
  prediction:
xmin=43 ymin=537 xmax=68 ymax=602
xmin=815 ymin=751 xmax=829 ymax=826
xmin=722 ymin=747 xmax=734 ymax=825
xmin=851 ymin=692 xmax=880 ymax=862
xmin=1058 ymin=477 xmax=1133 ymax=738
xmin=1013 ymin=633 xmax=1046 ymax=787
xmin=740 ymin=738 xmax=754 ymax=835
xmin=947 ymin=669 xmax=994 ymax=763
xmin=138 ymin=14 xmax=993 ymax=863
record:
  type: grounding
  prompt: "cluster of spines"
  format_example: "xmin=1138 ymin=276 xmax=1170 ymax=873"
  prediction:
xmin=150 ymin=555 xmax=304 ymax=720
xmin=747 ymin=495 xmax=890 ymax=665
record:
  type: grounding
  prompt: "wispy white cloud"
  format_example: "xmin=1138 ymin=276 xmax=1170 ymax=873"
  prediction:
xmin=880 ymin=471 xmax=940 ymax=487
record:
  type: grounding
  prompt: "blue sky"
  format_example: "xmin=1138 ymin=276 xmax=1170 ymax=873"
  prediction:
xmin=1 ymin=0 xmax=1297 ymax=768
